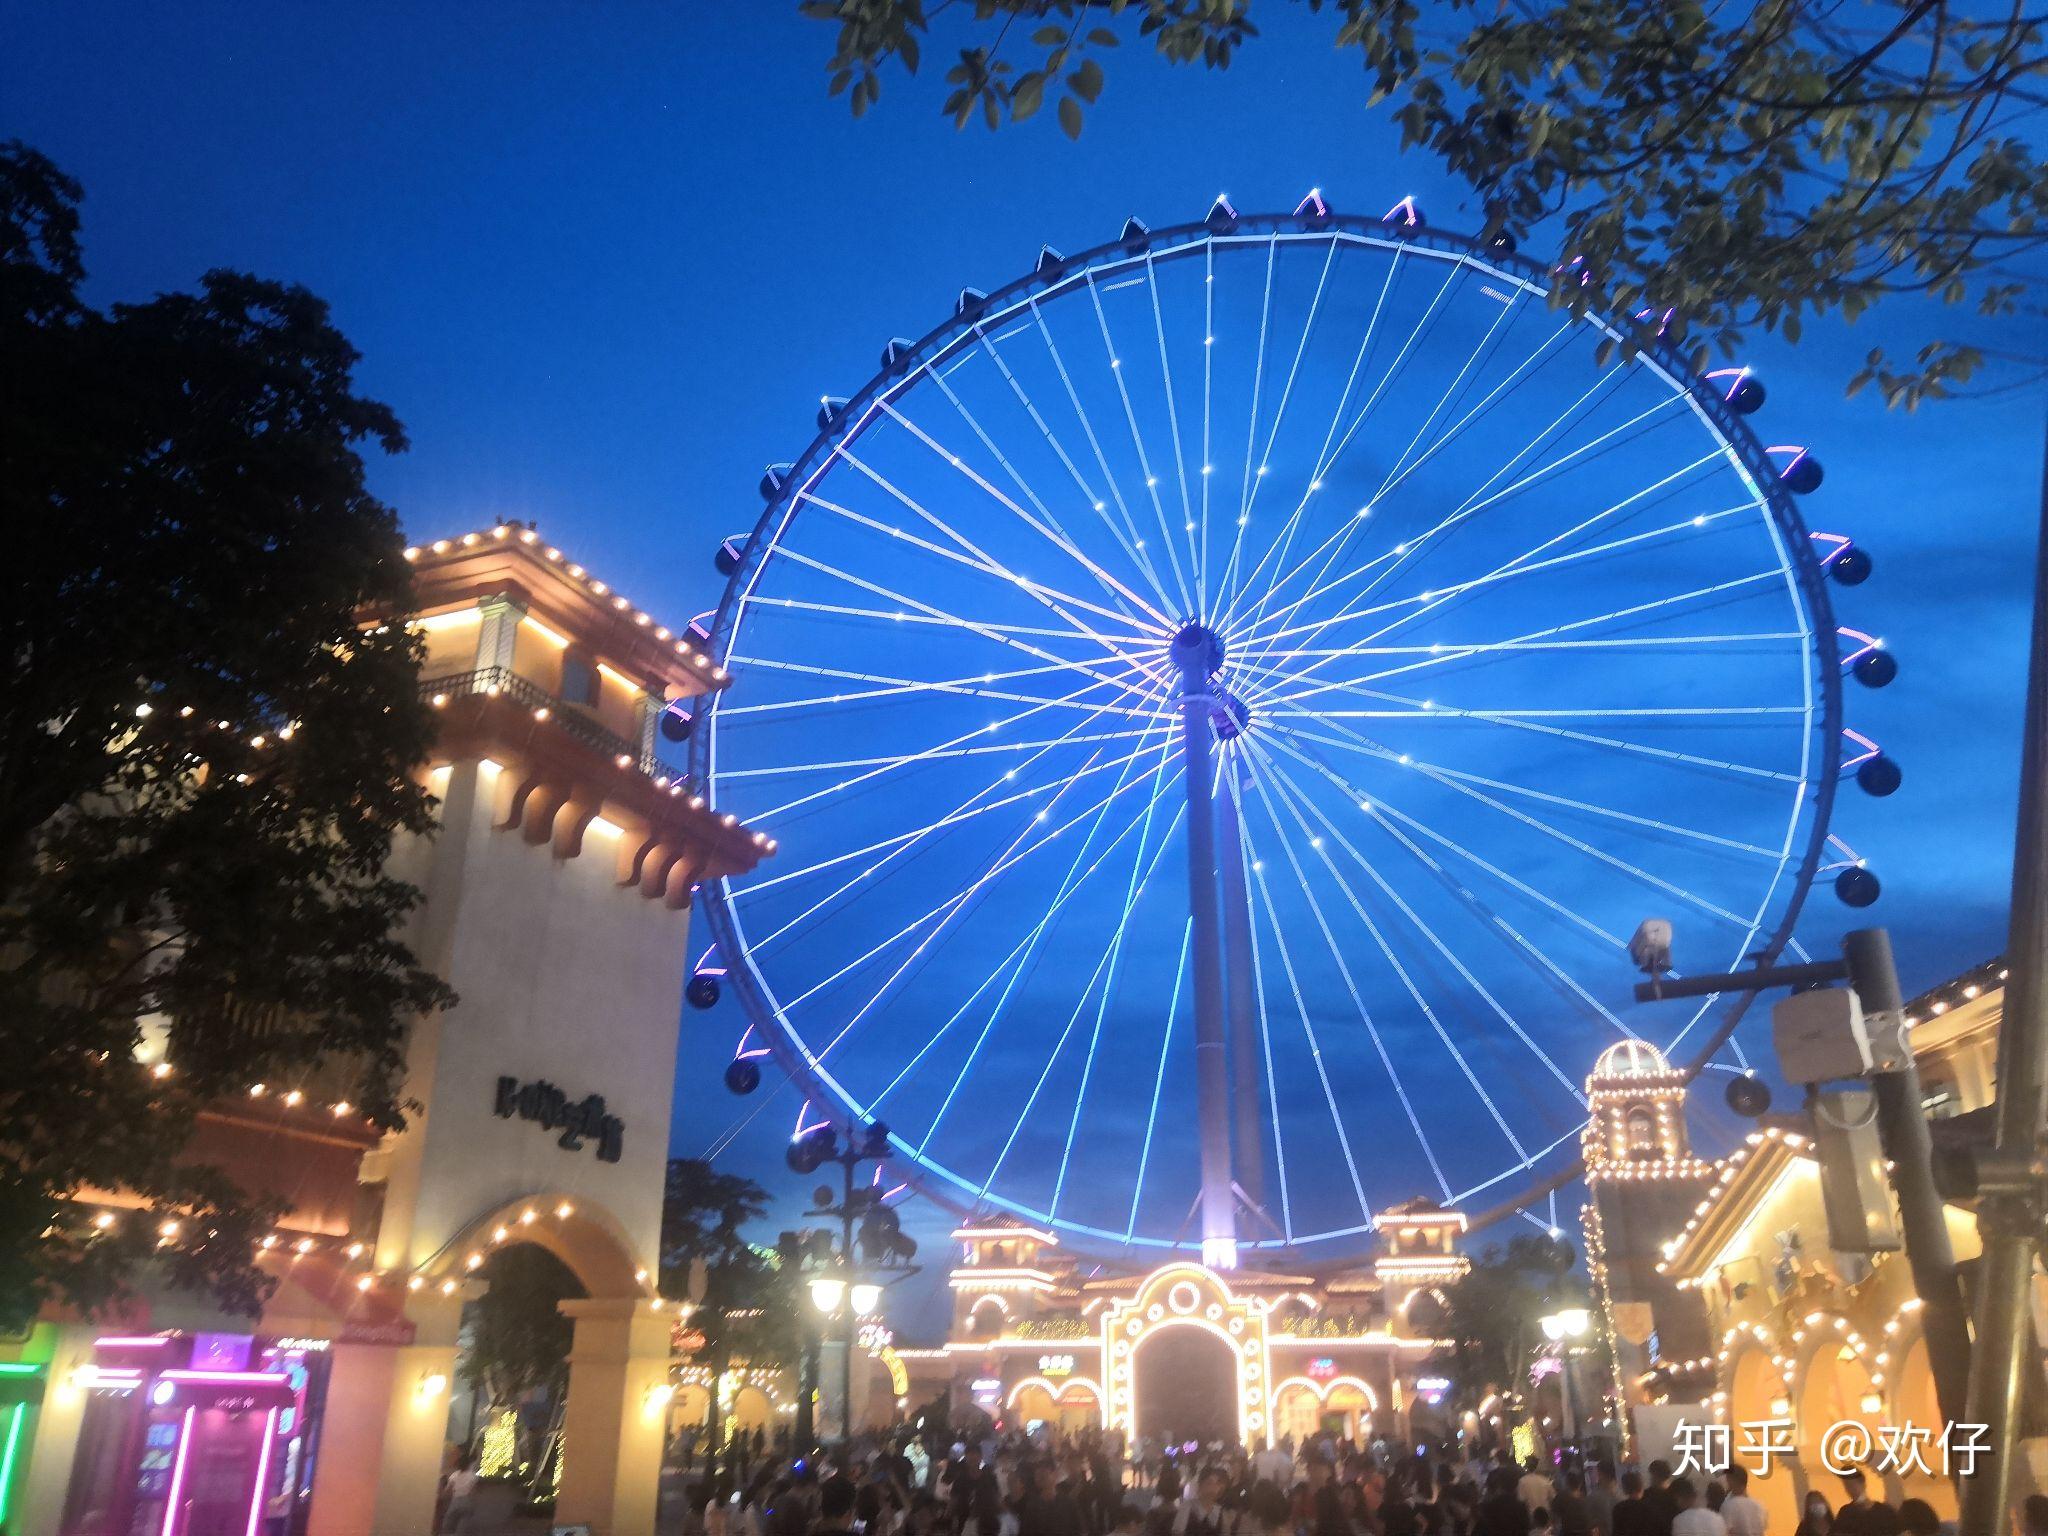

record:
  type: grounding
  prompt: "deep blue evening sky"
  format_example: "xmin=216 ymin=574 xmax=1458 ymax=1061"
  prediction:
xmin=9 ymin=3 xmax=2043 ymax=1331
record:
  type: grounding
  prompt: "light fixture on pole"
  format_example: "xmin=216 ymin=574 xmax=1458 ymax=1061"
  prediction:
xmin=1540 ymin=1308 xmax=1591 ymax=1453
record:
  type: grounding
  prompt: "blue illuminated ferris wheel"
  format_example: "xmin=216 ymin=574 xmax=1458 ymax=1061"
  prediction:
xmin=688 ymin=197 xmax=1895 ymax=1260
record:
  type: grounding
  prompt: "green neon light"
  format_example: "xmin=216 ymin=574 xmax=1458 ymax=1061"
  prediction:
xmin=0 ymin=1364 xmax=43 ymax=1377
xmin=0 ymin=1403 xmax=26 ymax=1524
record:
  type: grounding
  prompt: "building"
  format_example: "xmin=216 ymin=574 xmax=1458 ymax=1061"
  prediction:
xmin=1587 ymin=958 xmax=2035 ymax=1530
xmin=3 ymin=523 xmax=767 ymax=1536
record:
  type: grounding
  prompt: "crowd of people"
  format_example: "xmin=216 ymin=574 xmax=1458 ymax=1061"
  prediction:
xmin=679 ymin=1429 xmax=2024 ymax=1536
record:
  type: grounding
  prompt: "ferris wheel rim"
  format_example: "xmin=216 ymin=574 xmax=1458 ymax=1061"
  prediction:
xmin=689 ymin=208 xmax=1846 ymax=1251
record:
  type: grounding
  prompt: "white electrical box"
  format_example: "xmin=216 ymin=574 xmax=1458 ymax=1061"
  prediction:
xmin=1773 ymin=987 xmax=1878 ymax=1084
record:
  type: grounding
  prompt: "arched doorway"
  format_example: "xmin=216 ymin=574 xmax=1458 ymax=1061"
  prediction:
xmin=1727 ymin=1345 xmax=1799 ymax=1534
xmin=1887 ymin=1334 xmax=1955 ymax=1519
xmin=1798 ymin=1337 xmax=1881 ymax=1510
xmin=457 ymin=1243 xmax=588 ymax=1481
xmin=1133 ymin=1325 xmax=1239 ymax=1446
xmin=730 ymin=1386 xmax=773 ymax=1434
xmin=1324 ymin=1379 xmax=1374 ymax=1441
xmin=1274 ymin=1381 xmax=1323 ymax=1445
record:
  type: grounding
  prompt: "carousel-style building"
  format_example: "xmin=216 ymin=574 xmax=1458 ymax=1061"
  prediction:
xmin=1 ymin=525 xmax=768 ymax=1536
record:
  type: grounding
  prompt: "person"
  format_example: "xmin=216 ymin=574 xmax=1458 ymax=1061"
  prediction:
xmin=809 ymin=1477 xmax=859 ymax=1536
xmin=1535 ymin=1512 xmax=1556 ymax=1536
xmin=1480 ymin=1468 xmax=1533 ymax=1536
xmin=1611 ymin=1474 xmax=1654 ymax=1536
xmin=1022 ymin=1459 xmax=1089 ymax=1536
xmin=1175 ymin=1466 xmax=1238 ymax=1536
xmin=1717 ymin=1467 xmax=1764 ymax=1536
xmin=1585 ymin=1464 xmax=1619 ymax=1536
xmin=440 ymin=1454 xmax=481 ymax=1534
xmin=953 ymin=1447 xmax=1005 ymax=1536
xmin=2025 ymin=1496 xmax=2048 ymax=1536
xmin=1642 ymin=1465 xmax=1678 ymax=1536
xmin=1792 ymin=1493 xmax=1832 ymax=1536
xmin=1383 ymin=1474 xmax=1420 ymax=1536
xmin=1254 ymin=1442 xmax=1294 ymax=1490
xmin=1831 ymin=1473 xmax=1899 ymax=1536
xmin=1519 ymin=1461 xmax=1555 ymax=1519
xmin=1668 ymin=1478 xmax=1724 ymax=1536
xmin=1553 ymin=1472 xmax=1590 ymax=1536
xmin=1894 ymin=1501 xmax=1937 ymax=1536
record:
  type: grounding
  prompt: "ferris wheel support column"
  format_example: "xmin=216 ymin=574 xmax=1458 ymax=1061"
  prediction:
xmin=1171 ymin=623 xmax=1239 ymax=1270
xmin=1218 ymin=754 xmax=1266 ymax=1213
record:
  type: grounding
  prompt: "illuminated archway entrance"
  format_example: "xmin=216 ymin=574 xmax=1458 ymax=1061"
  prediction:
xmin=1725 ymin=1340 xmax=1799 ymax=1535
xmin=1885 ymin=1331 xmax=1955 ymax=1519
xmin=1797 ymin=1328 xmax=1881 ymax=1510
xmin=1102 ymin=1265 xmax=1273 ymax=1447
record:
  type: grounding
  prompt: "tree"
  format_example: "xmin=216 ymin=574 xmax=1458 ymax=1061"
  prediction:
xmin=458 ymin=1244 xmax=585 ymax=1414
xmin=804 ymin=0 xmax=2048 ymax=405
xmin=1431 ymin=1234 xmax=1585 ymax=1431
xmin=0 ymin=142 xmax=453 ymax=1330
xmin=659 ymin=1159 xmax=802 ymax=1450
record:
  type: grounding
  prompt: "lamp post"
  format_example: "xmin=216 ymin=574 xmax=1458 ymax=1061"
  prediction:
xmin=785 ymin=1119 xmax=918 ymax=1445
xmin=1541 ymin=1308 xmax=1591 ymax=1456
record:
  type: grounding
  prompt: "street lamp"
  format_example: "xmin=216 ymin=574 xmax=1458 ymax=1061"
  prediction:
xmin=1540 ymin=1309 xmax=1591 ymax=1456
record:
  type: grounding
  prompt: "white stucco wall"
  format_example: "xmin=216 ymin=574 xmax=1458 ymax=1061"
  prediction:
xmin=373 ymin=758 xmax=691 ymax=1281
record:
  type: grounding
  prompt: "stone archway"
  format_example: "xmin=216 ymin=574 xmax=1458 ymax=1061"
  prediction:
xmin=1885 ymin=1331 xmax=1955 ymax=1519
xmin=1726 ymin=1343 xmax=1800 ymax=1534
xmin=1132 ymin=1324 xmax=1240 ymax=1446
xmin=1797 ymin=1332 xmax=1881 ymax=1510
xmin=1102 ymin=1264 xmax=1273 ymax=1447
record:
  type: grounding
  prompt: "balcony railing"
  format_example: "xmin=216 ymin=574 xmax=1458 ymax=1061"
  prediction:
xmin=420 ymin=667 xmax=693 ymax=789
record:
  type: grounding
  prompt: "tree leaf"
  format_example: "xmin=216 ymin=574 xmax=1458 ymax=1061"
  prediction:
xmin=1059 ymin=94 xmax=1084 ymax=139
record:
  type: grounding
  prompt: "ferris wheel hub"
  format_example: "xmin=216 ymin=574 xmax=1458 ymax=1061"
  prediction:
xmin=1170 ymin=621 xmax=1226 ymax=679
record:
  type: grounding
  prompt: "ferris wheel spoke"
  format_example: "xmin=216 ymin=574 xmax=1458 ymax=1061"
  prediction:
xmin=1124 ymin=916 xmax=1192 ymax=1242
xmin=1210 ymin=238 xmax=1279 ymax=622
xmin=1230 ymin=755 xmax=1450 ymax=1206
xmin=1215 ymin=236 xmax=1340 ymax=627
xmin=1084 ymin=272 xmax=1197 ymax=615
xmin=1260 ymin=732 xmax=1640 ymax=1043
xmin=1239 ymin=814 xmax=1297 ymax=1239
xmin=1269 ymin=718 xmax=1785 ymax=861
xmin=724 ymin=652 xmax=1163 ymax=721
xmin=1242 ymin=742 xmax=1549 ymax=1154
xmin=744 ymin=594 xmax=1154 ymax=645
xmin=990 ymin=769 xmax=1186 ymax=1202
xmin=767 ymin=544 xmax=1166 ymax=708
xmin=1232 ymin=772 xmax=1395 ymax=1218
xmin=1235 ymin=382 xmax=1687 ymax=659
xmin=803 ymin=465 xmax=1159 ymax=646
xmin=718 ymin=727 xmax=1154 ymax=783
xmin=1138 ymin=255 xmax=1203 ymax=612
xmin=1248 ymin=747 xmax=1588 ymax=1125
xmin=1271 ymin=713 xmax=1760 ymax=928
xmin=1025 ymin=300 xmax=1183 ymax=617
xmin=868 ymin=403 xmax=1171 ymax=638
xmin=912 ymin=740 xmax=1177 ymax=1154
xmin=968 ymin=324 xmax=1175 ymax=619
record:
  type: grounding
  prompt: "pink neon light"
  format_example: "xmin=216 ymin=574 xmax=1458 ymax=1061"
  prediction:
xmin=242 ymin=1407 xmax=279 ymax=1536
xmin=160 ymin=1406 xmax=196 ymax=1536
xmin=1382 ymin=196 xmax=1420 ymax=226
xmin=792 ymin=1102 xmax=826 ymax=1140
xmin=1294 ymin=190 xmax=1329 ymax=219
xmin=94 ymin=1335 xmax=173 ymax=1348
xmin=1842 ymin=728 xmax=1881 ymax=768
xmin=160 ymin=1370 xmax=291 ymax=1386
xmin=1838 ymin=627 xmax=1882 ymax=664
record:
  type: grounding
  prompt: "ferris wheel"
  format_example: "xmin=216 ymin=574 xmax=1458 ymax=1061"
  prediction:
xmin=686 ymin=196 xmax=1896 ymax=1259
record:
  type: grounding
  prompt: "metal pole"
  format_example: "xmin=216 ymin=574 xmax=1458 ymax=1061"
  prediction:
xmin=1218 ymin=756 xmax=1265 ymax=1211
xmin=1171 ymin=626 xmax=1237 ymax=1269
xmin=1846 ymin=929 xmax=1973 ymax=1430
xmin=1963 ymin=433 xmax=2048 ymax=1536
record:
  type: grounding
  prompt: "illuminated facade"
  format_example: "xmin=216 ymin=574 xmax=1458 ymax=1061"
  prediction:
xmin=919 ymin=1207 xmax=1467 ymax=1447
xmin=3 ymin=524 xmax=765 ymax=1536
xmin=1588 ymin=960 xmax=2033 ymax=1531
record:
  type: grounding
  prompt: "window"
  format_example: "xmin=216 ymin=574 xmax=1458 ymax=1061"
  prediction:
xmin=560 ymin=652 xmax=599 ymax=706
xmin=1921 ymin=1083 xmax=1959 ymax=1119
xmin=1625 ymin=1107 xmax=1657 ymax=1155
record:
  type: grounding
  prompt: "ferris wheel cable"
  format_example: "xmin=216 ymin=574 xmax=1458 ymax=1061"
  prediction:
xmin=1246 ymin=631 xmax=1805 ymax=661
xmin=1082 ymin=272 xmax=1198 ymax=614
xmin=1230 ymin=749 xmax=1452 ymax=1204
xmin=1269 ymin=703 xmax=1802 ymax=720
xmin=738 ymin=723 xmax=1168 ymax=898
xmin=759 ymin=545 xmax=1165 ymax=717
xmin=799 ymin=471 xmax=1164 ymax=648
xmin=734 ymin=667 xmax=1161 ymax=825
xmin=1233 ymin=354 xmax=1639 ymax=643
xmin=1232 ymin=769 xmax=1388 ymax=1218
xmin=910 ymin=744 xmax=1177 ymax=1156
xmin=741 ymin=593 xmax=1158 ymax=645
xmin=718 ymin=665 xmax=1165 ymax=727
xmin=1246 ymin=738 xmax=1588 ymax=1105
xmin=886 ymin=385 xmax=1173 ymax=632
xmin=1198 ymin=241 xmax=1216 ymax=607
xmin=765 ymin=732 xmax=1165 ymax=1034
xmin=963 ymin=325 xmax=1178 ymax=623
xmin=1124 ymin=916 xmax=1194 ymax=1242
xmin=989 ymin=778 xmax=1186 ymax=1202
xmin=1234 ymin=436 xmax=1727 ymax=664
xmin=1243 ymin=563 xmax=1797 ymax=721
xmin=1218 ymin=233 xmax=1344 ymax=621
xmin=724 ymin=648 xmax=1166 ymax=719
xmin=1290 ymin=714 xmax=1763 ymax=930
xmin=1448 ymin=1124 xmax=1588 ymax=1206
xmin=1223 ymin=244 xmax=1465 ymax=623
xmin=715 ymin=727 xmax=1157 ymax=782
xmin=862 ymin=759 xmax=1184 ymax=1115
xmin=1137 ymin=252 xmax=1203 ymax=603
xmin=801 ymin=736 xmax=1167 ymax=1077
xmin=1023 ymin=297 xmax=1183 ymax=618
xmin=1210 ymin=237 xmax=1281 ymax=623
xmin=1261 ymin=732 xmax=1640 ymax=1046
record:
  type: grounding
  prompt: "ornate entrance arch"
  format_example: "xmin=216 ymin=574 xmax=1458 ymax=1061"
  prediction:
xmin=1101 ymin=1266 xmax=1273 ymax=1447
